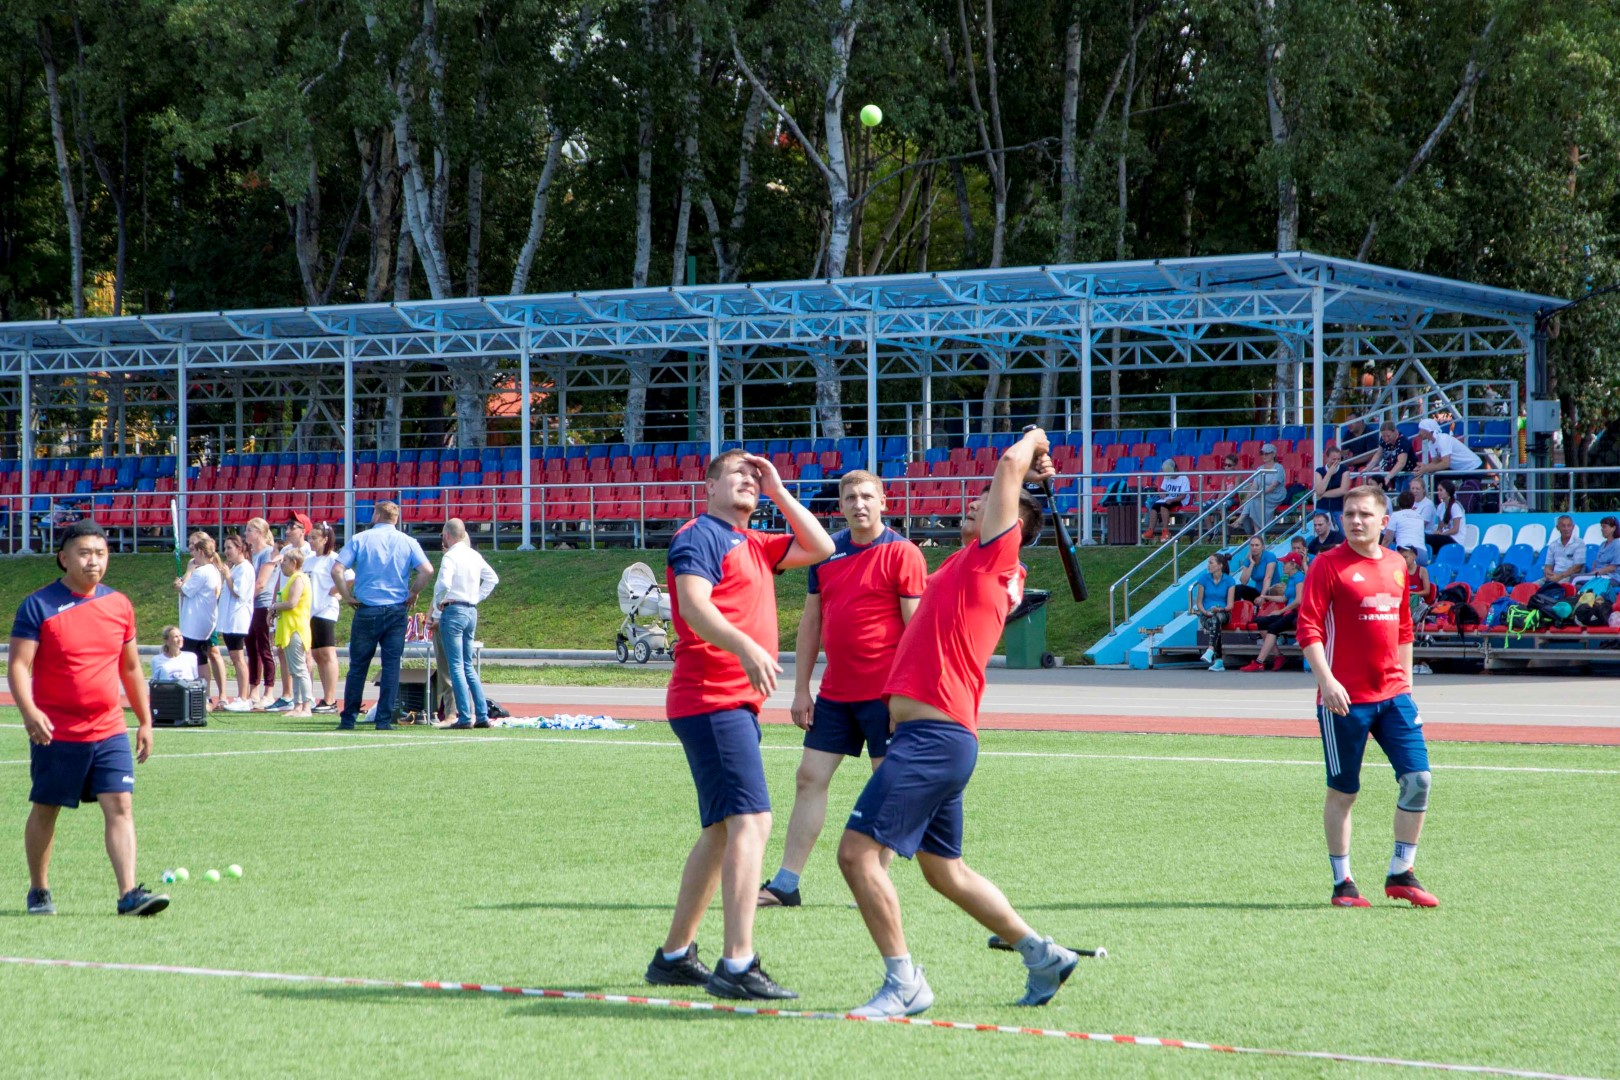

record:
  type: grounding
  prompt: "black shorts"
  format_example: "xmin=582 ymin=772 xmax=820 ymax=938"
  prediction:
xmin=221 ymin=633 xmax=247 ymax=651
xmin=181 ymin=637 xmax=211 ymax=669
xmin=311 ymin=617 xmax=337 ymax=650
xmin=804 ymin=697 xmax=891 ymax=759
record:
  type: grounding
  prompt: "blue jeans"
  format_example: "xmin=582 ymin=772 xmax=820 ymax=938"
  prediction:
xmin=340 ymin=603 xmax=408 ymax=728
xmin=438 ymin=604 xmax=487 ymax=725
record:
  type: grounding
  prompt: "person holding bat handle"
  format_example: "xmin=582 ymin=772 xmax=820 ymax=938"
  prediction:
xmin=838 ymin=427 xmax=1085 ymax=1018
xmin=1021 ymin=425 xmax=1087 ymax=602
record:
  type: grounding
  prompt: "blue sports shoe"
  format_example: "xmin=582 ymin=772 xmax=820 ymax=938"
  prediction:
xmin=26 ymin=888 xmax=55 ymax=915
xmin=850 ymin=968 xmax=933 ymax=1018
xmin=1016 ymin=938 xmax=1079 ymax=1007
xmin=116 ymin=885 xmax=169 ymax=917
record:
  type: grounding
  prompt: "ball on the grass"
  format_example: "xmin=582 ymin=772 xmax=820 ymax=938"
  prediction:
xmin=226 ymin=864 xmax=243 ymax=879
xmin=175 ymin=867 xmax=190 ymax=882
xmin=161 ymin=870 xmax=176 ymax=884
xmin=860 ymin=103 xmax=883 ymax=127
xmin=204 ymin=869 xmax=221 ymax=883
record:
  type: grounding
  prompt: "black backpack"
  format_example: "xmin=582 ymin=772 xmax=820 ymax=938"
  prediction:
xmin=1437 ymin=583 xmax=1471 ymax=607
xmin=1574 ymin=597 xmax=1614 ymax=627
xmin=1527 ymin=582 xmax=1566 ymax=618
xmin=1490 ymin=564 xmax=1522 ymax=587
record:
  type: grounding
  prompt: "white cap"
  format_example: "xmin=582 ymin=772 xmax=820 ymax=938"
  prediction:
xmin=1418 ymin=418 xmax=1441 ymax=433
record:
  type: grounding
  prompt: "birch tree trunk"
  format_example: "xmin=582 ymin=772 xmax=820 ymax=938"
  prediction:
xmin=698 ymin=65 xmax=767 ymax=283
xmin=37 ymin=21 xmax=84 ymax=318
xmin=511 ymin=6 xmax=592 ymax=294
xmin=358 ymin=128 xmax=398 ymax=303
xmin=957 ymin=0 xmax=1007 ymax=268
xmin=289 ymin=145 xmax=323 ymax=306
xmin=1259 ymin=0 xmax=1296 ymax=423
xmin=632 ymin=0 xmax=656 ymax=289
xmin=465 ymin=80 xmax=487 ymax=295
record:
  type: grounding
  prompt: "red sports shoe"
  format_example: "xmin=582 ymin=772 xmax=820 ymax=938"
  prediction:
xmin=1269 ymin=655 xmax=1286 ymax=672
xmin=1384 ymin=870 xmax=1439 ymax=907
xmin=1239 ymin=660 xmax=1265 ymax=672
xmin=1331 ymin=879 xmax=1371 ymax=907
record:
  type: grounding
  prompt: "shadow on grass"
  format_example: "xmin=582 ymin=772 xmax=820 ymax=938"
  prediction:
xmin=474 ymin=901 xmax=671 ymax=912
xmin=255 ymin=985 xmax=612 ymax=1005
xmin=1022 ymin=900 xmax=1320 ymax=912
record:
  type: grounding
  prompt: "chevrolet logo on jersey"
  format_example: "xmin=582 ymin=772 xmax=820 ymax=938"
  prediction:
xmin=1359 ymin=591 xmax=1402 ymax=621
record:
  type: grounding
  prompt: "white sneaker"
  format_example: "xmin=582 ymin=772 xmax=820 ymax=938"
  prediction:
xmin=222 ymin=699 xmax=252 ymax=713
xmin=1016 ymin=939 xmax=1080 ymax=1007
xmin=849 ymin=968 xmax=933 ymax=1018
xmin=1413 ymin=663 xmax=1433 ymax=675
xmin=1200 ymin=647 xmax=1215 ymax=664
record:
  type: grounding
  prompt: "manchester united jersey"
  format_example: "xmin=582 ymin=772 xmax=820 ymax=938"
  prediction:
xmin=1296 ymin=542 xmax=1413 ymax=704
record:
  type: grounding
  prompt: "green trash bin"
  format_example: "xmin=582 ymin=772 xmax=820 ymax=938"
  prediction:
xmin=1003 ymin=589 xmax=1054 ymax=669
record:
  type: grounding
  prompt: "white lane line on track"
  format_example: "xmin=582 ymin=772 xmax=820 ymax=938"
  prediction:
xmin=2 ymin=732 xmax=1615 ymax=775
xmin=0 ymin=955 xmax=1601 ymax=1080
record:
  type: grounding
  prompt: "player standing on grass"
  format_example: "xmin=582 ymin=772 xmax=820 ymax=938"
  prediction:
xmin=1296 ymin=483 xmax=1439 ymax=910
xmin=758 ymin=470 xmax=927 ymax=909
xmin=837 ymin=428 xmax=1080 ymax=1018
xmin=644 ymin=449 xmax=835 ymax=1001
xmin=14 ymin=521 xmax=167 ymax=917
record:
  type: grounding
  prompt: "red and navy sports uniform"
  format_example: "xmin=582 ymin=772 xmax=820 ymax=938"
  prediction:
xmin=1296 ymin=543 xmax=1426 ymax=792
xmin=847 ymin=525 xmax=1026 ymax=859
xmin=804 ymin=527 xmax=927 ymax=760
xmin=12 ymin=581 xmax=138 ymax=808
xmin=665 ymin=514 xmax=794 ymax=826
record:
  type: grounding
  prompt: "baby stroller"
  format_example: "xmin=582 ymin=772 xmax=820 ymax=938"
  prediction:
xmin=616 ymin=562 xmax=675 ymax=664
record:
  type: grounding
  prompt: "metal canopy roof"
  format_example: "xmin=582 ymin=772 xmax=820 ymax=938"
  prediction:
xmin=0 ymin=252 xmax=1564 ymax=368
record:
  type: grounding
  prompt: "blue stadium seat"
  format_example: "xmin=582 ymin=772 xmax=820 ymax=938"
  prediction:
xmin=565 ymin=445 xmax=590 ymax=459
xmin=318 ymin=452 xmax=340 ymax=467
xmin=788 ymin=439 xmax=812 ymax=455
xmin=965 ymin=433 xmax=990 ymax=451
xmin=990 ymin=433 xmax=1017 ymax=450
xmin=879 ymin=436 xmax=907 ymax=461
xmin=924 ymin=448 xmax=948 ymax=464
xmin=811 ymin=438 xmax=835 ymax=455
xmin=799 ymin=463 xmax=823 ymax=481
xmin=880 ymin=461 xmax=906 ymax=478
xmin=1466 ymin=544 xmax=1500 ymax=570
xmin=653 ymin=443 xmax=675 ymax=458
xmin=1398 ymin=421 xmax=1419 ymax=438
xmin=398 ymin=450 xmax=418 ymax=465
xmin=1454 ymin=564 xmax=1487 ymax=592
xmin=608 ymin=444 xmax=632 ymax=460
xmin=720 ymin=440 xmax=742 ymax=453
xmin=357 ymin=451 xmax=378 ymax=466
xmin=767 ymin=439 xmax=790 ymax=456
xmin=1253 ymin=426 xmax=1279 ymax=443
xmin=1280 ymin=425 xmax=1308 ymax=443
xmin=1116 ymin=429 xmax=1143 ymax=446
xmin=460 ymin=471 xmax=482 ymax=486
xmin=439 ymin=471 xmax=460 ymax=487
xmin=297 ymin=453 xmax=317 ymax=467
xmin=1502 ymin=543 xmax=1537 ymax=579
xmin=1143 ymin=429 xmax=1171 ymax=447
xmin=1224 ymin=427 xmax=1251 ymax=444
xmin=1429 ymin=564 xmax=1454 ymax=589
xmin=840 ymin=450 xmax=864 ymax=473
xmin=1435 ymin=544 xmax=1467 ymax=570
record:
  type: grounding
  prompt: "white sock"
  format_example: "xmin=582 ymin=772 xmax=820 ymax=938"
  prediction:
xmin=1015 ymin=934 xmax=1050 ymax=966
xmin=720 ymin=953 xmax=754 ymax=975
xmin=1389 ymin=841 xmax=1417 ymax=876
xmin=1329 ymin=854 xmax=1351 ymax=885
xmin=883 ymin=954 xmax=916 ymax=983
xmin=660 ymin=944 xmax=689 ymax=963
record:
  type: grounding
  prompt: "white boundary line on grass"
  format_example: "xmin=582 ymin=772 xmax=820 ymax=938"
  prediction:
xmin=0 ymin=732 xmax=1615 ymax=775
xmin=0 ymin=955 xmax=1601 ymax=1080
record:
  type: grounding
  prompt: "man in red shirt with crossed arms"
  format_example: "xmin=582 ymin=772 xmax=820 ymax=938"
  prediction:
xmin=15 ymin=521 xmax=168 ymax=917
xmin=1296 ymin=483 xmax=1439 ymax=910
xmin=759 ymin=469 xmax=927 ymax=909
xmin=643 ymin=449 xmax=834 ymax=1002
xmin=836 ymin=428 xmax=1081 ymax=1017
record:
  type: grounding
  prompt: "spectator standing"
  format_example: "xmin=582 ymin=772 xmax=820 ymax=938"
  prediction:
xmin=14 ymin=520 xmax=167 ymax=918
xmin=1313 ymin=447 xmax=1353 ymax=523
xmin=1190 ymin=554 xmax=1236 ymax=672
xmin=1425 ymin=478 xmax=1465 ymax=558
xmin=151 ymin=626 xmax=199 ymax=683
xmin=431 ymin=518 xmax=500 ymax=730
xmin=243 ymin=517 xmax=279 ymax=710
xmin=1579 ymin=516 xmax=1619 ymax=589
xmin=216 ymin=535 xmax=255 ymax=711
xmin=270 ymin=514 xmax=316 ymax=712
xmin=331 ymin=501 xmax=433 ymax=732
xmin=1232 ymin=534 xmax=1278 ymax=603
xmin=1357 ymin=422 xmax=1413 ymax=490
xmin=271 ymin=549 xmax=314 ymax=718
xmin=1147 ymin=459 xmax=1190 ymax=541
xmin=173 ymin=531 xmax=223 ymax=699
xmin=1386 ymin=492 xmax=1429 ymax=565
xmin=1541 ymin=515 xmax=1586 ymax=585
xmin=1307 ymin=512 xmax=1345 ymax=556
xmin=1237 ymin=443 xmax=1288 ymax=535
xmin=304 ymin=523 xmax=344 ymax=714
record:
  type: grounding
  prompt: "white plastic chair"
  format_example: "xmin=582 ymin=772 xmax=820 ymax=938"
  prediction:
xmin=1515 ymin=522 xmax=1547 ymax=551
xmin=1584 ymin=522 xmax=1605 ymax=546
xmin=1481 ymin=523 xmax=1513 ymax=553
xmin=1458 ymin=523 xmax=1479 ymax=553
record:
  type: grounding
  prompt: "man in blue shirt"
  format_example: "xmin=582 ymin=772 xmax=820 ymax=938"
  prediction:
xmin=331 ymin=501 xmax=433 ymax=730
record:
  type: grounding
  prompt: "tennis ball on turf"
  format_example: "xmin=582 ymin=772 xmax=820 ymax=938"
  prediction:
xmin=175 ymin=868 xmax=190 ymax=883
xmin=204 ymin=869 xmax=221 ymax=883
xmin=226 ymin=864 xmax=243 ymax=879
xmin=859 ymin=104 xmax=882 ymax=127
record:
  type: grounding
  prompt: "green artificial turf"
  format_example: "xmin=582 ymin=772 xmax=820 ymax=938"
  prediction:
xmin=2 ymin=711 xmax=1615 ymax=1078
xmin=0 ymin=543 xmax=1212 ymax=661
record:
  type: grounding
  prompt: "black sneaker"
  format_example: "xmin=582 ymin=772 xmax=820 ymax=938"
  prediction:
xmin=757 ymin=882 xmax=801 ymax=908
xmin=645 ymin=944 xmax=714 ymax=987
xmin=26 ymin=888 xmax=55 ymax=915
xmin=116 ymin=885 xmax=169 ymax=917
xmin=473 ymin=720 xmax=491 ymax=728
xmin=312 ymin=700 xmax=336 ymax=714
xmin=706 ymin=956 xmax=798 ymax=1000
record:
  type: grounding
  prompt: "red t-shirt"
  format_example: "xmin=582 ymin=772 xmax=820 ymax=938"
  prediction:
xmin=665 ymin=514 xmax=794 ymax=718
xmin=1295 ymin=542 xmax=1413 ymax=704
xmin=883 ymin=525 xmax=1026 ymax=736
xmin=11 ymin=581 xmax=137 ymax=742
xmin=809 ymin=527 xmax=928 ymax=703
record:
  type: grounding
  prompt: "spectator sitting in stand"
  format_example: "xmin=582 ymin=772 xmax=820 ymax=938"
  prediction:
xmin=1356 ymin=421 xmax=1413 ymax=491
xmin=1242 ymin=551 xmax=1308 ymax=672
xmin=1576 ymin=516 xmax=1620 ymax=590
xmin=1190 ymin=553 xmax=1236 ymax=673
xmin=150 ymin=626 xmax=199 ymax=683
xmin=1412 ymin=418 xmax=1484 ymax=510
xmin=1236 ymin=443 xmax=1288 ymax=536
xmin=1385 ymin=491 xmax=1430 ymax=566
xmin=1424 ymin=478 xmax=1465 ymax=559
xmin=1339 ymin=417 xmax=1379 ymax=462
xmin=1232 ymin=534 xmax=1278 ymax=604
xmin=1540 ymin=515 xmax=1586 ymax=586
xmin=1147 ymin=459 xmax=1190 ymax=542
xmin=1216 ymin=453 xmax=1243 ymax=521
xmin=1306 ymin=511 xmax=1345 ymax=555
xmin=1312 ymin=446 xmax=1353 ymax=526
xmin=1403 ymin=546 xmax=1436 ymax=675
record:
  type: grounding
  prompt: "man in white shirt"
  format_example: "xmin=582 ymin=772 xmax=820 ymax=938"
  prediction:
xmin=1541 ymin=515 xmax=1587 ymax=585
xmin=1384 ymin=491 xmax=1429 ymax=565
xmin=1412 ymin=418 xmax=1483 ymax=478
xmin=432 ymin=518 xmax=499 ymax=729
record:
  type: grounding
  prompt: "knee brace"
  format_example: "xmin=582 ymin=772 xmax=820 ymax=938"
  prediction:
xmin=1396 ymin=770 xmax=1431 ymax=813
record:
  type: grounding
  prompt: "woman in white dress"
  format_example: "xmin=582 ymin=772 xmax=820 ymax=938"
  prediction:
xmin=174 ymin=532 xmax=224 ymax=708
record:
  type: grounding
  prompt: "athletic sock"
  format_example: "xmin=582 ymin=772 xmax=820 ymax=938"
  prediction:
xmin=660 ymin=945 xmax=690 ymax=963
xmin=768 ymin=868 xmax=801 ymax=894
xmin=720 ymin=953 xmax=755 ymax=975
xmin=883 ymin=954 xmax=916 ymax=983
xmin=1329 ymin=854 xmax=1351 ymax=885
xmin=1389 ymin=841 xmax=1417 ymax=876
xmin=1014 ymin=934 xmax=1051 ymax=967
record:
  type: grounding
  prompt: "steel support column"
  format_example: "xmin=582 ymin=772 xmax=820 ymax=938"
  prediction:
xmin=518 ymin=328 xmax=534 ymax=550
xmin=866 ymin=314 xmax=878 ymax=473
xmin=707 ymin=322 xmax=720 ymax=457
xmin=921 ymin=364 xmax=933 ymax=453
xmin=18 ymin=361 xmax=32 ymax=554
xmin=1311 ymin=288 xmax=1325 ymax=466
xmin=1079 ymin=303 xmax=1094 ymax=546
xmin=342 ymin=343 xmax=355 ymax=537
xmin=176 ymin=343 xmax=188 ymax=537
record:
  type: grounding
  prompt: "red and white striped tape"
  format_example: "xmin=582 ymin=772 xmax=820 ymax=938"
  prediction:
xmin=0 ymin=955 xmax=1600 ymax=1080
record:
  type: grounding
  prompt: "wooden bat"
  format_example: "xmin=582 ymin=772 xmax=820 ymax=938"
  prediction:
xmin=1023 ymin=426 xmax=1088 ymax=602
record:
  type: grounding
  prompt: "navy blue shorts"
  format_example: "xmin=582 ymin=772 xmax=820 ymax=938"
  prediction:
xmin=846 ymin=720 xmax=978 ymax=860
xmin=804 ymin=696 xmax=892 ymax=759
xmin=30 ymin=732 xmax=136 ymax=809
xmin=669 ymin=708 xmax=772 ymax=828
xmin=1318 ymin=693 xmax=1429 ymax=795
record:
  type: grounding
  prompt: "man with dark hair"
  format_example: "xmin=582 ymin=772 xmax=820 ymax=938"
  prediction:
xmin=836 ymin=427 xmax=1079 ymax=1018
xmin=1307 ymin=512 xmax=1345 ymax=556
xmin=645 ymin=448 xmax=835 ymax=1001
xmin=14 ymin=521 xmax=167 ymax=917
